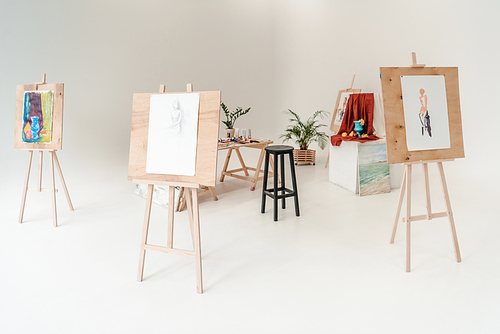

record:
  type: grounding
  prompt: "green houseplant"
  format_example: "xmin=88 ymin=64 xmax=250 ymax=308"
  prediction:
xmin=280 ymin=109 xmax=330 ymax=164
xmin=221 ymin=102 xmax=251 ymax=131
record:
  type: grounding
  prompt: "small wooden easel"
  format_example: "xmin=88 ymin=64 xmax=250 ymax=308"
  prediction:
xmin=388 ymin=54 xmax=461 ymax=272
xmin=18 ymin=74 xmax=74 ymax=227
xmin=135 ymin=83 xmax=211 ymax=294
xmin=326 ymin=74 xmax=361 ymax=167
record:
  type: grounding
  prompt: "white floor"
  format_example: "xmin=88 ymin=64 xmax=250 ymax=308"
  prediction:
xmin=1 ymin=157 xmax=499 ymax=333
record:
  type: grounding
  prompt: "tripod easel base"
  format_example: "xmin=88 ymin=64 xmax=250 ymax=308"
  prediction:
xmin=136 ymin=183 xmax=203 ymax=294
xmin=19 ymin=149 xmax=74 ymax=227
xmin=390 ymin=161 xmax=461 ymax=272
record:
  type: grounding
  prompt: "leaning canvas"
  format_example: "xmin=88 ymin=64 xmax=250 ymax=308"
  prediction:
xmin=358 ymin=144 xmax=390 ymax=196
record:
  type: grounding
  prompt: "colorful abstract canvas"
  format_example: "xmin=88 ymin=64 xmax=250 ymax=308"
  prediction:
xmin=22 ymin=91 xmax=54 ymax=144
xmin=358 ymin=144 xmax=390 ymax=196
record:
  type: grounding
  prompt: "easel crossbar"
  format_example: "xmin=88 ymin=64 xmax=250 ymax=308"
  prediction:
xmin=28 ymin=187 xmax=59 ymax=192
xmin=144 ymin=244 xmax=195 ymax=257
xmin=403 ymin=212 xmax=448 ymax=222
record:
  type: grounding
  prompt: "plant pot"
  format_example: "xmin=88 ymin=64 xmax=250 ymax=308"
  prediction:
xmin=225 ymin=128 xmax=235 ymax=137
xmin=293 ymin=149 xmax=316 ymax=165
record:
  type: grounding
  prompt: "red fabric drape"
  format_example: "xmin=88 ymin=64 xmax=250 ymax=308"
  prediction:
xmin=330 ymin=93 xmax=378 ymax=146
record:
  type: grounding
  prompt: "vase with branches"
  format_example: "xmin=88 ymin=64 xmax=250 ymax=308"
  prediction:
xmin=221 ymin=102 xmax=251 ymax=129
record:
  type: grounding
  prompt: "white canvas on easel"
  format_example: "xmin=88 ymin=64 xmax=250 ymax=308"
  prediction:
xmin=146 ymin=93 xmax=200 ymax=175
xmin=401 ymin=75 xmax=451 ymax=151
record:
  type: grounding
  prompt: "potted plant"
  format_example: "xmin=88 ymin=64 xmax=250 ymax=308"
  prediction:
xmin=279 ymin=109 xmax=330 ymax=165
xmin=220 ymin=102 xmax=251 ymax=137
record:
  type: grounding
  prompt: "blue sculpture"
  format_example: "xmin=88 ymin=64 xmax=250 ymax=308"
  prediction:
xmin=354 ymin=120 xmax=364 ymax=137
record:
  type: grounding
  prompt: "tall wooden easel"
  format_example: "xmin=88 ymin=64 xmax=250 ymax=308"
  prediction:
xmin=129 ymin=84 xmax=221 ymax=293
xmin=326 ymin=75 xmax=361 ymax=167
xmin=381 ymin=53 xmax=465 ymax=271
xmin=17 ymin=74 xmax=74 ymax=227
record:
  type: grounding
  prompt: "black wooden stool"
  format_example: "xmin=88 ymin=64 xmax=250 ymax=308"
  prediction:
xmin=261 ymin=145 xmax=300 ymax=221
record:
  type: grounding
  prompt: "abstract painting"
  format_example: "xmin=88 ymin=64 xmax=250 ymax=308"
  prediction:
xmin=400 ymin=75 xmax=451 ymax=151
xmin=22 ymin=91 xmax=54 ymax=143
xmin=146 ymin=93 xmax=201 ymax=175
xmin=358 ymin=144 xmax=390 ymax=196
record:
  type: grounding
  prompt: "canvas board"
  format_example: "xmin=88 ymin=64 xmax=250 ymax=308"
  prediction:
xmin=128 ymin=90 xmax=221 ymax=187
xmin=380 ymin=67 xmax=464 ymax=164
xmin=330 ymin=89 xmax=361 ymax=133
xmin=146 ymin=93 xmax=200 ymax=175
xmin=401 ymin=75 xmax=451 ymax=151
xmin=15 ymin=83 xmax=64 ymax=150
xmin=358 ymin=144 xmax=390 ymax=196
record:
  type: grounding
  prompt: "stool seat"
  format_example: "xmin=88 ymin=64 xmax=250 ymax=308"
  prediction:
xmin=261 ymin=145 xmax=299 ymax=221
xmin=265 ymin=145 xmax=294 ymax=153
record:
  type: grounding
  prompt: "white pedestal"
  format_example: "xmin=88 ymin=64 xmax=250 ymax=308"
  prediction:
xmin=328 ymin=139 xmax=403 ymax=194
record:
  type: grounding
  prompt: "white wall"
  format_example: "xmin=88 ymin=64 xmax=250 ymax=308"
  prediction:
xmin=1 ymin=0 xmax=498 ymax=189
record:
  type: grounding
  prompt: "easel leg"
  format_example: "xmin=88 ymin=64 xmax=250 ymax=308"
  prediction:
xmin=137 ymin=184 xmax=154 ymax=282
xmin=235 ymin=148 xmax=249 ymax=176
xmin=437 ymin=162 xmax=462 ymax=263
xmin=53 ymin=151 xmax=74 ymax=211
xmin=220 ymin=149 xmax=232 ymax=182
xmin=49 ymin=151 xmax=58 ymax=227
xmin=207 ymin=186 xmax=218 ymax=201
xmin=325 ymin=152 xmax=330 ymax=168
xmin=422 ymin=163 xmax=432 ymax=219
xmin=189 ymin=188 xmax=203 ymax=294
xmin=405 ymin=165 xmax=412 ymax=272
xmin=176 ymin=187 xmax=186 ymax=212
xmin=390 ymin=167 xmax=407 ymax=243
xmin=185 ymin=187 xmax=196 ymax=247
xmin=19 ymin=150 xmax=34 ymax=224
xmin=167 ymin=186 xmax=175 ymax=249
xmin=37 ymin=151 xmax=43 ymax=192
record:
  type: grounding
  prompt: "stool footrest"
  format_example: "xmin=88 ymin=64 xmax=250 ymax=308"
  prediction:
xmin=263 ymin=189 xmax=296 ymax=200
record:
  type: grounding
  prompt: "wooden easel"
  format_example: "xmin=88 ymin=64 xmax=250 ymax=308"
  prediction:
xmin=175 ymin=83 xmax=217 ymax=212
xmin=388 ymin=54 xmax=461 ymax=272
xmin=135 ymin=84 xmax=207 ymax=293
xmin=18 ymin=74 xmax=74 ymax=227
xmin=326 ymin=74 xmax=360 ymax=167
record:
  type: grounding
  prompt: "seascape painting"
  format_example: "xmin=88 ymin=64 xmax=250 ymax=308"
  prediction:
xmin=400 ymin=75 xmax=451 ymax=151
xmin=22 ymin=91 xmax=54 ymax=143
xmin=146 ymin=93 xmax=200 ymax=176
xmin=358 ymin=144 xmax=390 ymax=196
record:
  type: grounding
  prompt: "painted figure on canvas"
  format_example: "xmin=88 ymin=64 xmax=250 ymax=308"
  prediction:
xmin=419 ymin=88 xmax=431 ymax=137
xmin=22 ymin=91 xmax=54 ymax=143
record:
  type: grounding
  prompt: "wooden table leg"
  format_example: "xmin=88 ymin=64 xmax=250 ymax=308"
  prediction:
xmin=235 ymin=148 xmax=249 ymax=176
xmin=220 ymin=148 xmax=233 ymax=182
xmin=19 ymin=150 xmax=34 ymax=224
xmin=251 ymin=146 xmax=267 ymax=191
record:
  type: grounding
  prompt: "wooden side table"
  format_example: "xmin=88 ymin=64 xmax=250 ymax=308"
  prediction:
xmin=219 ymin=140 xmax=276 ymax=191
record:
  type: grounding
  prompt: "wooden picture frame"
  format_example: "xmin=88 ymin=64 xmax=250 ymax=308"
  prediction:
xmin=14 ymin=83 xmax=64 ymax=150
xmin=127 ymin=90 xmax=221 ymax=187
xmin=330 ymin=88 xmax=361 ymax=133
xmin=380 ymin=67 xmax=464 ymax=164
